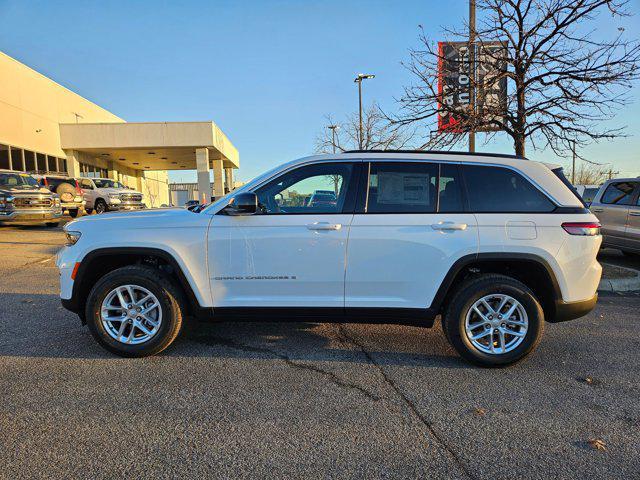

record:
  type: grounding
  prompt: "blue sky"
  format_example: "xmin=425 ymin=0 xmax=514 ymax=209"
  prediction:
xmin=0 ymin=0 xmax=638 ymax=182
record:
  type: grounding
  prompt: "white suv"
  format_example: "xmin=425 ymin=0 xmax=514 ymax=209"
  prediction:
xmin=57 ymin=152 xmax=602 ymax=366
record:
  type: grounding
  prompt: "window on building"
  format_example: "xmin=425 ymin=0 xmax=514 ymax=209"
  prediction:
xmin=36 ymin=153 xmax=46 ymax=172
xmin=59 ymin=158 xmax=67 ymax=175
xmin=367 ymin=162 xmax=438 ymax=213
xmin=461 ymin=165 xmax=556 ymax=213
xmin=10 ymin=148 xmax=22 ymax=170
xmin=0 ymin=144 xmax=9 ymax=170
xmin=24 ymin=150 xmax=36 ymax=172
xmin=601 ymin=182 xmax=637 ymax=206
xmin=47 ymin=156 xmax=57 ymax=173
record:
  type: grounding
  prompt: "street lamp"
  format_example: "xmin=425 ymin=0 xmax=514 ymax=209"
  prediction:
xmin=327 ymin=125 xmax=340 ymax=153
xmin=354 ymin=73 xmax=375 ymax=150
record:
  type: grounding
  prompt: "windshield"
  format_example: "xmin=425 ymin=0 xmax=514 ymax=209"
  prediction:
xmin=0 ymin=172 xmax=39 ymax=188
xmin=94 ymin=179 xmax=125 ymax=189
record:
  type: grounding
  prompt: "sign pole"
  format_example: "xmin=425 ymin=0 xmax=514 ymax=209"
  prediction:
xmin=469 ymin=0 xmax=476 ymax=152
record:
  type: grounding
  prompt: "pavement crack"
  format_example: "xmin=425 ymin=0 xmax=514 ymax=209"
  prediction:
xmin=336 ymin=324 xmax=477 ymax=480
xmin=201 ymin=335 xmax=380 ymax=401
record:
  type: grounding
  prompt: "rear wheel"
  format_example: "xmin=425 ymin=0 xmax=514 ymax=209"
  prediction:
xmin=85 ymin=265 xmax=185 ymax=357
xmin=442 ymin=274 xmax=544 ymax=367
xmin=94 ymin=199 xmax=107 ymax=214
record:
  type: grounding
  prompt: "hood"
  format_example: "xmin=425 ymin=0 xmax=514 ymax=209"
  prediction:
xmin=66 ymin=207 xmax=204 ymax=230
xmin=0 ymin=185 xmax=53 ymax=196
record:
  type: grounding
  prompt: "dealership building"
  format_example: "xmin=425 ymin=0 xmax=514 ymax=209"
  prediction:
xmin=0 ymin=51 xmax=239 ymax=206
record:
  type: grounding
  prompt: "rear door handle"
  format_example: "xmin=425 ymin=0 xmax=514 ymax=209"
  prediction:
xmin=306 ymin=222 xmax=342 ymax=231
xmin=431 ymin=222 xmax=468 ymax=231
xmin=591 ymin=207 xmax=604 ymax=212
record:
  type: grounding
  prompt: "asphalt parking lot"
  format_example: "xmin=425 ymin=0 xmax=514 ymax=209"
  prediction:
xmin=1 ymin=223 xmax=639 ymax=479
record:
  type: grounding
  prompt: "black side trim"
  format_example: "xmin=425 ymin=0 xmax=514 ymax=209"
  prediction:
xmin=552 ymin=294 xmax=598 ymax=323
xmin=552 ymin=206 xmax=591 ymax=214
xmin=342 ymin=149 xmax=527 ymax=160
xmin=211 ymin=307 xmax=437 ymax=327
xmin=63 ymin=247 xmax=204 ymax=319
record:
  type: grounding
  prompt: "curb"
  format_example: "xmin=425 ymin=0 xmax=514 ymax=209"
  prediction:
xmin=598 ymin=263 xmax=640 ymax=292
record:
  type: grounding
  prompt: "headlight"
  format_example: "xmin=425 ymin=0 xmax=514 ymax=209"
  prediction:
xmin=65 ymin=231 xmax=82 ymax=246
xmin=53 ymin=197 xmax=61 ymax=206
xmin=108 ymin=193 xmax=120 ymax=199
xmin=0 ymin=195 xmax=14 ymax=209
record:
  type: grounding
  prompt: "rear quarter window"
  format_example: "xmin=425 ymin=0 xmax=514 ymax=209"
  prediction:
xmin=461 ymin=165 xmax=555 ymax=213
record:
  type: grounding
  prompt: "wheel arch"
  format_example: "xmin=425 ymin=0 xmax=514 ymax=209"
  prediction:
xmin=67 ymin=247 xmax=205 ymax=323
xmin=431 ymin=253 xmax=563 ymax=322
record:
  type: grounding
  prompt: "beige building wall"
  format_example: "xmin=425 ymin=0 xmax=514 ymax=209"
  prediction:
xmin=0 ymin=51 xmax=170 ymax=207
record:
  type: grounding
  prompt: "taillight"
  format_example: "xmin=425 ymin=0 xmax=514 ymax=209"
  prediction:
xmin=561 ymin=222 xmax=601 ymax=236
xmin=75 ymin=181 xmax=83 ymax=195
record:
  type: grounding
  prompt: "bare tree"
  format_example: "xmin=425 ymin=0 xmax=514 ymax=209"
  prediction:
xmin=315 ymin=103 xmax=418 ymax=153
xmin=573 ymin=163 xmax=610 ymax=185
xmin=393 ymin=0 xmax=640 ymax=158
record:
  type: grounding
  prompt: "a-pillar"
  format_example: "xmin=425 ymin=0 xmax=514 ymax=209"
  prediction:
xmin=196 ymin=148 xmax=212 ymax=203
xmin=63 ymin=150 xmax=80 ymax=177
xmin=224 ymin=167 xmax=234 ymax=193
xmin=212 ymin=159 xmax=224 ymax=199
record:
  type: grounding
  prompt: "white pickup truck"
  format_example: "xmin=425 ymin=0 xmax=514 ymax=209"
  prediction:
xmin=78 ymin=177 xmax=146 ymax=214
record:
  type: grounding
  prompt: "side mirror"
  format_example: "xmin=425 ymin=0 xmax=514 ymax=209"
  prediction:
xmin=225 ymin=192 xmax=258 ymax=215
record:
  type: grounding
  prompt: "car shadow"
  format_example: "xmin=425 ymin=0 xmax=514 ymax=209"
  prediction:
xmin=0 ymin=292 xmax=468 ymax=369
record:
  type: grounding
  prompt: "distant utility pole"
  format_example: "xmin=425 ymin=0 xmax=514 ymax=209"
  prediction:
xmin=571 ymin=140 xmax=576 ymax=184
xmin=608 ymin=168 xmax=620 ymax=180
xmin=354 ymin=73 xmax=375 ymax=150
xmin=327 ymin=125 xmax=339 ymax=153
xmin=468 ymin=0 xmax=476 ymax=153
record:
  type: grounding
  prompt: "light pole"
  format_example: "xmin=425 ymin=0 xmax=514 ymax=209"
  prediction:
xmin=327 ymin=125 xmax=339 ymax=153
xmin=468 ymin=0 xmax=476 ymax=153
xmin=354 ymin=73 xmax=375 ymax=149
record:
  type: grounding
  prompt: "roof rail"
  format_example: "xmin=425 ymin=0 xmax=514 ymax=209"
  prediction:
xmin=341 ymin=149 xmax=527 ymax=160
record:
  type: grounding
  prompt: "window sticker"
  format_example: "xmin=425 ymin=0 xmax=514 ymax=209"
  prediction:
xmin=377 ymin=172 xmax=431 ymax=205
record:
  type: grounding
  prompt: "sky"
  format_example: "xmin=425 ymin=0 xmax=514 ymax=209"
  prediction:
xmin=0 ymin=0 xmax=639 ymax=183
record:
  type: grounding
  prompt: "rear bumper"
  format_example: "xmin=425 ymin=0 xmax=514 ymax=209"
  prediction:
xmin=550 ymin=293 xmax=598 ymax=323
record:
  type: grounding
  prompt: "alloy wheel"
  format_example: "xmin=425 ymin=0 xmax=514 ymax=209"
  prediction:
xmin=100 ymin=285 xmax=162 ymax=345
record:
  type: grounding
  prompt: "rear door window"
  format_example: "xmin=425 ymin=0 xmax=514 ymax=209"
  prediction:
xmin=600 ymin=182 xmax=637 ymax=205
xmin=461 ymin=165 xmax=555 ymax=213
xmin=366 ymin=162 xmax=438 ymax=213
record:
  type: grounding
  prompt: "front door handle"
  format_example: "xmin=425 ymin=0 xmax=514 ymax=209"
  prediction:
xmin=306 ymin=222 xmax=342 ymax=231
xmin=431 ymin=222 xmax=468 ymax=231
xmin=591 ymin=207 xmax=604 ymax=212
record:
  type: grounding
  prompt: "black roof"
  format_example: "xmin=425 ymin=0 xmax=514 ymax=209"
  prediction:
xmin=342 ymin=149 xmax=527 ymax=160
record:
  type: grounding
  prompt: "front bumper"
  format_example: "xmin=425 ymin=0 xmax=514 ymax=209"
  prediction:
xmin=120 ymin=203 xmax=146 ymax=210
xmin=550 ymin=293 xmax=598 ymax=323
xmin=0 ymin=208 xmax=63 ymax=222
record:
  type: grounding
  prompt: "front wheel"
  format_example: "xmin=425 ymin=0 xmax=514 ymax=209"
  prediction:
xmin=85 ymin=265 xmax=185 ymax=357
xmin=94 ymin=199 xmax=107 ymax=214
xmin=442 ymin=274 xmax=544 ymax=367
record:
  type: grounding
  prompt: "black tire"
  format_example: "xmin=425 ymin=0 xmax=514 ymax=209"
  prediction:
xmin=622 ymin=250 xmax=640 ymax=258
xmin=85 ymin=265 xmax=185 ymax=357
xmin=442 ymin=274 xmax=544 ymax=367
xmin=94 ymin=199 xmax=107 ymax=214
xmin=85 ymin=208 xmax=93 ymax=215
xmin=68 ymin=209 xmax=79 ymax=218
xmin=45 ymin=222 xmax=59 ymax=227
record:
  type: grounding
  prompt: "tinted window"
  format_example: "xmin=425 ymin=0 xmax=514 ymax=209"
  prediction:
xmin=462 ymin=165 xmax=555 ymax=213
xmin=438 ymin=163 xmax=464 ymax=212
xmin=582 ymin=187 xmax=600 ymax=204
xmin=601 ymin=182 xmax=637 ymax=206
xmin=80 ymin=179 xmax=94 ymax=190
xmin=255 ymin=162 xmax=353 ymax=214
xmin=367 ymin=162 xmax=438 ymax=213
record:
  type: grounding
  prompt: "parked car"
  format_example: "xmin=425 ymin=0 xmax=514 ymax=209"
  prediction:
xmin=184 ymin=199 xmax=200 ymax=209
xmin=34 ymin=174 xmax=86 ymax=218
xmin=57 ymin=151 xmax=602 ymax=366
xmin=0 ymin=169 xmax=62 ymax=226
xmin=574 ymin=184 xmax=601 ymax=205
xmin=589 ymin=177 xmax=640 ymax=255
xmin=78 ymin=177 xmax=146 ymax=214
